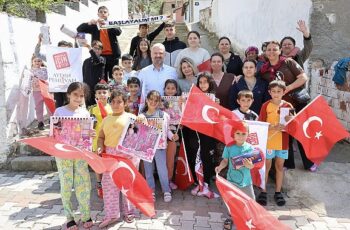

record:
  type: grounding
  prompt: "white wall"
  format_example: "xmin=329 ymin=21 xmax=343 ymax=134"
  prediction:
xmin=99 ymin=0 xmax=128 ymax=20
xmin=187 ymin=0 xmax=212 ymax=23
xmin=210 ymin=0 xmax=312 ymax=53
xmin=0 ymin=0 xmax=128 ymax=163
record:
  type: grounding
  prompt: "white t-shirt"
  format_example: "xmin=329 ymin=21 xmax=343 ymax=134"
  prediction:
xmin=233 ymin=108 xmax=259 ymax=121
xmin=174 ymin=47 xmax=210 ymax=68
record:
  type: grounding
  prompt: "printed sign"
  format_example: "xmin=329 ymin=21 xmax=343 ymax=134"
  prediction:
xmin=100 ymin=15 xmax=168 ymax=29
xmin=47 ymin=46 xmax=83 ymax=92
xmin=117 ymin=117 xmax=161 ymax=162
xmin=50 ymin=116 xmax=94 ymax=151
xmin=161 ymin=96 xmax=182 ymax=125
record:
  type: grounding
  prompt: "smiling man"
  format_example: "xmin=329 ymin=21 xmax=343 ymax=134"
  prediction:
xmin=137 ymin=43 xmax=178 ymax=103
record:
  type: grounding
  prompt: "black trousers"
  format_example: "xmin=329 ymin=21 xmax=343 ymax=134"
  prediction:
xmin=181 ymin=127 xmax=199 ymax=184
xmin=198 ymin=133 xmax=217 ymax=185
xmin=284 ymin=102 xmax=314 ymax=169
xmin=103 ymin=55 xmax=119 ymax=79
xmin=54 ymin=92 xmax=67 ymax=108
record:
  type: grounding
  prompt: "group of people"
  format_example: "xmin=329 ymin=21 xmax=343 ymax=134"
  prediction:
xmin=25 ymin=5 xmax=318 ymax=230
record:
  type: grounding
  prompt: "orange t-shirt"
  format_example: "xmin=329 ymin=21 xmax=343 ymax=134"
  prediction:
xmin=99 ymin=30 xmax=113 ymax=55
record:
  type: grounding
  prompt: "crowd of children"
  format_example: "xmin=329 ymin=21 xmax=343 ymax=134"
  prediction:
xmin=23 ymin=5 xmax=320 ymax=230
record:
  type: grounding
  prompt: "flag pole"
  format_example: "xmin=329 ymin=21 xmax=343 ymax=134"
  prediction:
xmin=176 ymin=84 xmax=195 ymax=135
xmin=180 ymin=129 xmax=193 ymax=182
xmin=284 ymin=95 xmax=321 ymax=126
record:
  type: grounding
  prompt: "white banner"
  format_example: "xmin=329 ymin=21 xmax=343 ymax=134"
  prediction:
xmin=47 ymin=46 xmax=83 ymax=92
xmin=100 ymin=15 xmax=167 ymax=29
xmin=246 ymin=120 xmax=269 ymax=189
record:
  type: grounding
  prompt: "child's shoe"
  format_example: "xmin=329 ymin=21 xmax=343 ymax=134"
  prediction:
xmin=197 ymin=183 xmax=219 ymax=199
xmin=99 ymin=218 xmax=118 ymax=228
xmin=163 ymin=192 xmax=172 ymax=202
xmin=309 ymin=164 xmax=318 ymax=172
xmin=169 ymin=181 xmax=178 ymax=190
xmin=191 ymin=185 xmax=200 ymax=196
xmin=38 ymin=122 xmax=45 ymax=130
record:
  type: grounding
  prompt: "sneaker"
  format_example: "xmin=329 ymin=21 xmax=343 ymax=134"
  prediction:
xmin=309 ymin=164 xmax=318 ymax=172
xmin=169 ymin=181 xmax=178 ymax=190
xmin=191 ymin=185 xmax=200 ymax=196
xmin=38 ymin=122 xmax=44 ymax=130
xmin=163 ymin=192 xmax=172 ymax=202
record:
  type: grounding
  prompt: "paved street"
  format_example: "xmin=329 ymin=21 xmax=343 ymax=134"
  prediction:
xmin=0 ymin=171 xmax=349 ymax=229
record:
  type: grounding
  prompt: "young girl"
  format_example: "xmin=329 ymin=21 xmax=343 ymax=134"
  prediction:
xmin=97 ymin=90 xmax=140 ymax=228
xmin=139 ymin=90 xmax=179 ymax=202
xmin=53 ymin=82 xmax=93 ymax=230
xmin=132 ymin=38 xmax=152 ymax=71
xmin=192 ymin=72 xmax=217 ymax=198
xmin=163 ymin=79 xmax=179 ymax=190
xmin=31 ymin=56 xmax=49 ymax=130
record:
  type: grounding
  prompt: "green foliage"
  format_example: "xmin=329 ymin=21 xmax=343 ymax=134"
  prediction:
xmin=128 ymin=0 xmax=164 ymax=16
xmin=0 ymin=0 xmax=64 ymax=17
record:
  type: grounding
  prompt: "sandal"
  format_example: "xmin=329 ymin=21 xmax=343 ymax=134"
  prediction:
xmin=66 ymin=220 xmax=78 ymax=230
xmin=191 ymin=185 xmax=200 ymax=196
xmin=124 ymin=214 xmax=135 ymax=223
xmin=99 ymin=218 xmax=118 ymax=228
xmin=82 ymin=218 xmax=93 ymax=229
xmin=223 ymin=218 xmax=233 ymax=230
xmin=274 ymin=193 xmax=286 ymax=206
xmin=256 ymin=192 xmax=267 ymax=206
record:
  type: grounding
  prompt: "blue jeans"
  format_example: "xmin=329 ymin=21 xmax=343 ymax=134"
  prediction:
xmin=144 ymin=149 xmax=170 ymax=193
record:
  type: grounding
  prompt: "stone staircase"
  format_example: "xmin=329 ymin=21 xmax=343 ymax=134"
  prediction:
xmin=7 ymin=21 xmax=190 ymax=172
xmin=150 ymin=22 xmax=189 ymax=45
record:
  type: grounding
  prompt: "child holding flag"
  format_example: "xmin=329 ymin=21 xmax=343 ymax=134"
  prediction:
xmin=215 ymin=121 xmax=255 ymax=230
xmin=97 ymin=90 xmax=140 ymax=227
xmin=31 ymin=55 xmax=49 ymax=130
xmin=89 ymin=83 xmax=112 ymax=198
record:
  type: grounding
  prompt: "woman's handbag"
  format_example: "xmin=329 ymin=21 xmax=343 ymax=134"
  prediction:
xmin=289 ymin=87 xmax=311 ymax=104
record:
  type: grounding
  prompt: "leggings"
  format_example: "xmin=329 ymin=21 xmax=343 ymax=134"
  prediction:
xmin=56 ymin=158 xmax=91 ymax=222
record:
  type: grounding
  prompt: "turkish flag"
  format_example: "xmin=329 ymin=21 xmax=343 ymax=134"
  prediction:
xmin=103 ymin=153 xmax=155 ymax=218
xmin=197 ymin=59 xmax=211 ymax=72
xmin=175 ymin=140 xmax=194 ymax=190
xmin=19 ymin=137 xmax=156 ymax=217
xmin=181 ymin=86 xmax=244 ymax=145
xmin=20 ymin=137 xmax=110 ymax=173
xmin=97 ymin=100 xmax=108 ymax=119
xmin=285 ymin=95 xmax=349 ymax=165
xmin=216 ymin=175 xmax=291 ymax=230
xmin=38 ymin=80 xmax=55 ymax=114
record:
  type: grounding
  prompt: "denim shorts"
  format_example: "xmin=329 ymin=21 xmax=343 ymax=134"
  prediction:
xmin=266 ymin=149 xmax=288 ymax=160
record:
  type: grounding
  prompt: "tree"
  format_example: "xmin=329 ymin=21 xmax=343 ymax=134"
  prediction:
xmin=128 ymin=0 xmax=163 ymax=16
xmin=0 ymin=0 xmax=64 ymax=18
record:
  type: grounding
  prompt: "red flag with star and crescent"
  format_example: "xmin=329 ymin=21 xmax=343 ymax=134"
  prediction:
xmin=180 ymin=86 xmax=244 ymax=145
xmin=285 ymin=95 xmax=349 ymax=165
xmin=19 ymin=137 xmax=155 ymax=217
xmin=102 ymin=153 xmax=155 ymax=218
xmin=216 ymin=175 xmax=291 ymax=230
xmin=175 ymin=139 xmax=194 ymax=190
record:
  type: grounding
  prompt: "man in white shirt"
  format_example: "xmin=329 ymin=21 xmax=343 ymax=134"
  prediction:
xmin=138 ymin=43 xmax=178 ymax=103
